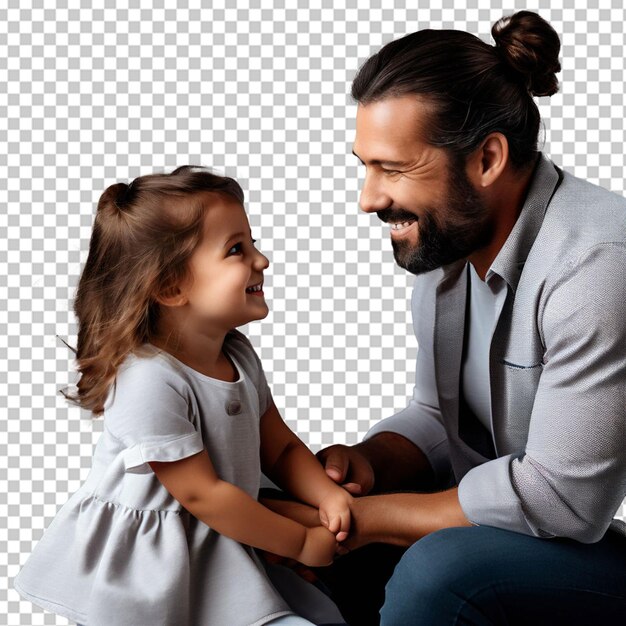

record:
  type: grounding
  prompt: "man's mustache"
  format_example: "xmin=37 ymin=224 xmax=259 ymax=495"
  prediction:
xmin=377 ymin=208 xmax=419 ymax=223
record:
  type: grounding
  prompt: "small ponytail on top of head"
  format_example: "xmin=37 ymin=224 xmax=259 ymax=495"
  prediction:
xmin=492 ymin=10 xmax=561 ymax=97
xmin=98 ymin=181 xmax=136 ymax=214
xmin=70 ymin=166 xmax=244 ymax=416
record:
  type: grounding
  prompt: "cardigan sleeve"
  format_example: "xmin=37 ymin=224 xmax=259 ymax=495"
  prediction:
xmin=459 ymin=243 xmax=626 ymax=542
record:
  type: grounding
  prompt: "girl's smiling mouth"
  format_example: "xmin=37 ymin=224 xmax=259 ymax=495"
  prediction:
xmin=246 ymin=281 xmax=264 ymax=295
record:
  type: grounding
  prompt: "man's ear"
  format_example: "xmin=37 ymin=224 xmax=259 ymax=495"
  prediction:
xmin=466 ymin=132 xmax=509 ymax=189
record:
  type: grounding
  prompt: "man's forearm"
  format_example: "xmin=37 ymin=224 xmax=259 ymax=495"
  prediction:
xmin=356 ymin=432 xmax=436 ymax=493
xmin=350 ymin=487 xmax=471 ymax=548
xmin=260 ymin=496 xmax=320 ymax=527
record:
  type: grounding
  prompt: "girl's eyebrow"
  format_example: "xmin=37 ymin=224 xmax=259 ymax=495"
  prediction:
xmin=223 ymin=230 xmax=252 ymax=248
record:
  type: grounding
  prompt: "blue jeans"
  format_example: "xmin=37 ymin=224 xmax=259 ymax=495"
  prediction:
xmin=381 ymin=525 xmax=626 ymax=625
xmin=79 ymin=617 xmax=344 ymax=626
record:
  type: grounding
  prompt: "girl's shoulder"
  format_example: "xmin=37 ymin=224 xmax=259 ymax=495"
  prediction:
xmin=104 ymin=346 xmax=193 ymax=411
xmin=117 ymin=344 xmax=189 ymax=383
xmin=102 ymin=346 xmax=199 ymax=445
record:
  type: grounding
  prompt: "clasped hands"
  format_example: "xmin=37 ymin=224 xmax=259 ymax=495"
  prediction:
xmin=261 ymin=443 xmax=376 ymax=570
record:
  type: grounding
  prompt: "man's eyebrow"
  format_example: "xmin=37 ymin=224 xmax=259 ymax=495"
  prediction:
xmin=351 ymin=150 xmax=408 ymax=168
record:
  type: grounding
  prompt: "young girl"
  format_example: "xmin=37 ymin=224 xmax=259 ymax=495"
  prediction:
xmin=13 ymin=166 xmax=351 ymax=626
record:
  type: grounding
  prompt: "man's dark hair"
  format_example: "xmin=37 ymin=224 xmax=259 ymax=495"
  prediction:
xmin=351 ymin=11 xmax=561 ymax=170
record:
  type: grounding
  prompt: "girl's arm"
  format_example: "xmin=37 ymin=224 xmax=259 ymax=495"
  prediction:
xmin=259 ymin=399 xmax=353 ymax=540
xmin=148 ymin=451 xmax=336 ymax=567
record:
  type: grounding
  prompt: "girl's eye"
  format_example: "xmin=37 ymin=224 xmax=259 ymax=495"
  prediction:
xmin=227 ymin=238 xmax=258 ymax=256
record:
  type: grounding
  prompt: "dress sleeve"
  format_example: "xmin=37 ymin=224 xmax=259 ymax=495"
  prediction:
xmin=104 ymin=357 xmax=205 ymax=474
xmin=458 ymin=243 xmax=626 ymax=542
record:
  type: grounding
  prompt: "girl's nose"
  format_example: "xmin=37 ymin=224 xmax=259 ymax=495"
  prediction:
xmin=254 ymin=249 xmax=270 ymax=270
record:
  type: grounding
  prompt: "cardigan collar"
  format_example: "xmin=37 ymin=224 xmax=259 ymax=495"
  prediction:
xmin=438 ymin=153 xmax=563 ymax=292
xmin=487 ymin=153 xmax=562 ymax=292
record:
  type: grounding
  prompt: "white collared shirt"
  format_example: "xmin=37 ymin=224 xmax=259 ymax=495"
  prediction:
xmin=461 ymin=262 xmax=507 ymax=434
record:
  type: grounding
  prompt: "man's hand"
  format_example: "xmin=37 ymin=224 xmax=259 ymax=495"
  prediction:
xmin=315 ymin=443 xmax=375 ymax=496
xmin=317 ymin=433 xmax=437 ymax=495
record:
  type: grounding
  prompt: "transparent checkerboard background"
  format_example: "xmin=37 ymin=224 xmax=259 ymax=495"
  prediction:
xmin=2 ymin=0 xmax=625 ymax=623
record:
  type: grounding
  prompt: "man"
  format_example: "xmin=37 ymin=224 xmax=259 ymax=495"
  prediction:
xmin=310 ymin=10 xmax=626 ymax=626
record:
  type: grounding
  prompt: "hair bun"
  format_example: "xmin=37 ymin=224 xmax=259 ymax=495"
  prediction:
xmin=109 ymin=181 xmax=135 ymax=211
xmin=492 ymin=11 xmax=561 ymax=97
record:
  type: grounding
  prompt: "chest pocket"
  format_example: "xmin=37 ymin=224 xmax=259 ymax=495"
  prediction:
xmin=491 ymin=358 xmax=544 ymax=453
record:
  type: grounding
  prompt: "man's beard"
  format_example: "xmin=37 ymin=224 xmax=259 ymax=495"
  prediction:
xmin=388 ymin=163 xmax=495 ymax=275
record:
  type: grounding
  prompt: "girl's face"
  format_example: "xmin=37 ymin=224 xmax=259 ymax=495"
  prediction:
xmin=181 ymin=193 xmax=270 ymax=332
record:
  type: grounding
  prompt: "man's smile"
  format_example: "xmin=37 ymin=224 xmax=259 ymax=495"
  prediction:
xmin=389 ymin=219 xmax=417 ymax=231
xmin=389 ymin=219 xmax=418 ymax=239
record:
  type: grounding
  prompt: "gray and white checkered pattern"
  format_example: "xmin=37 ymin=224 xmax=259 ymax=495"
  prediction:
xmin=2 ymin=1 xmax=625 ymax=623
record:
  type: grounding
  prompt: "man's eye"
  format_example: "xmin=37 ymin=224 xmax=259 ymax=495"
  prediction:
xmin=383 ymin=169 xmax=400 ymax=176
xmin=227 ymin=243 xmax=243 ymax=256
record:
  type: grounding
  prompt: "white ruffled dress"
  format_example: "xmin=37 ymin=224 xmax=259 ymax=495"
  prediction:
xmin=14 ymin=331 xmax=336 ymax=626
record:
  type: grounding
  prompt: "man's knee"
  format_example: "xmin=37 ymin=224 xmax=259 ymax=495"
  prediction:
xmin=381 ymin=527 xmax=495 ymax=625
xmin=389 ymin=526 xmax=487 ymax=588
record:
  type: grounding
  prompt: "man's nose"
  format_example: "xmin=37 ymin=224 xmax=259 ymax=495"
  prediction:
xmin=359 ymin=172 xmax=392 ymax=213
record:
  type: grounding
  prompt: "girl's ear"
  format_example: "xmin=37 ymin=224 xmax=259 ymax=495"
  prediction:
xmin=154 ymin=284 xmax=188 ymax=307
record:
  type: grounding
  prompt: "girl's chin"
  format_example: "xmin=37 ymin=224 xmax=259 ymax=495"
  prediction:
xmin=249 ymin=305 xmax=270 ymax=322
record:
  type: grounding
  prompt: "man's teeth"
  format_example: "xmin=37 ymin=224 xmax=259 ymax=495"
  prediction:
xmin=390 ymin=220 xmax=416 ymax=230
xmin=246 ymin=284 xmax=262 ymax=292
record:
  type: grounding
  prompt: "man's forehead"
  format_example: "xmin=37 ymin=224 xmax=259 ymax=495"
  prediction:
xmin=353 ymin=96 xmax=434 ymax=162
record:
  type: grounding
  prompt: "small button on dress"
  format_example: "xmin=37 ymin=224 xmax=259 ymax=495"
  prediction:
xmin=227 ymin=399 xmax=242 ymax=415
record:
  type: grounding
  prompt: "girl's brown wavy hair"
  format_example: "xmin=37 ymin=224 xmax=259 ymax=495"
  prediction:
xmin=63 ymin=166 xmax=244 ymax=416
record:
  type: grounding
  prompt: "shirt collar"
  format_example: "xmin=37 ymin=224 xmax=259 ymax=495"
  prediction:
xmin=486 ymin=152 xmax=562 ymax=291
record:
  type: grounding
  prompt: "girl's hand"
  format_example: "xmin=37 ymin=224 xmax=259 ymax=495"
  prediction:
xmin=318 ymin=489 xmax=353 ymax=543
xmin=297 ymin=526 xmax=338 ymax=567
